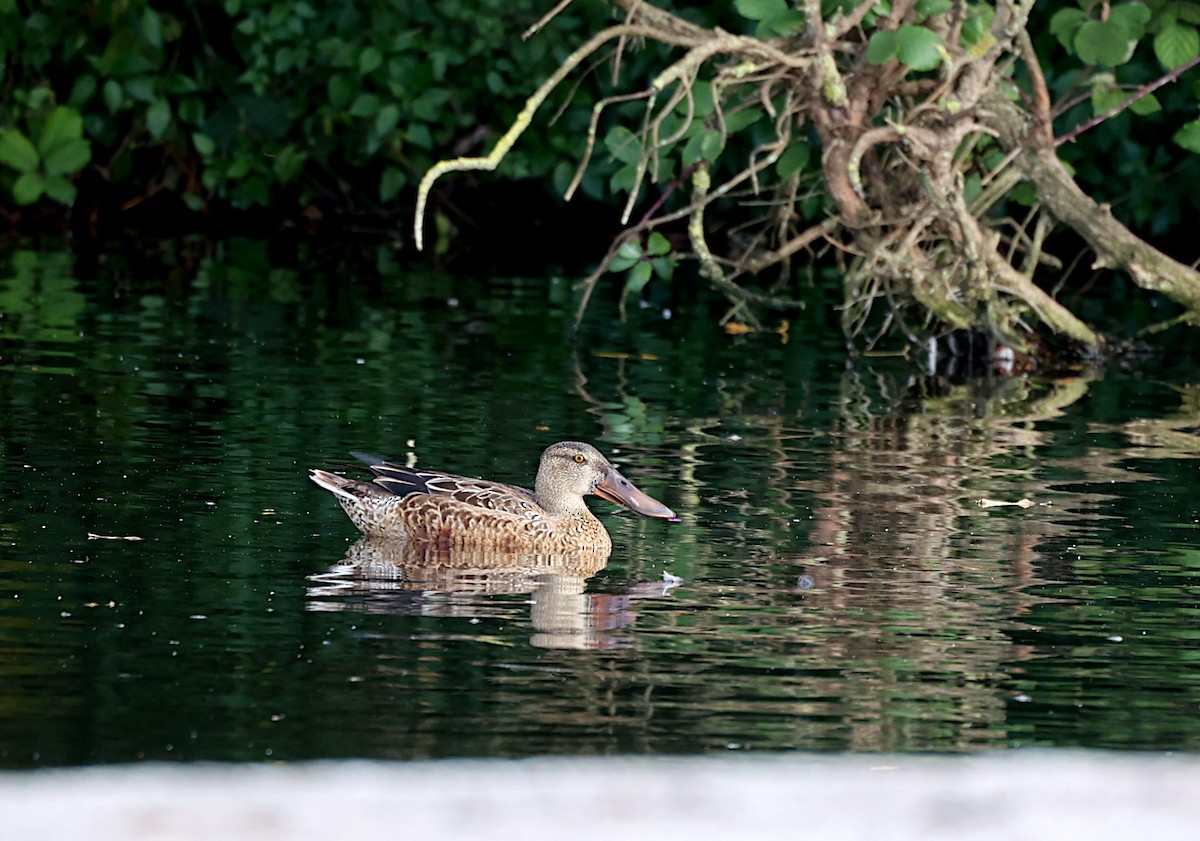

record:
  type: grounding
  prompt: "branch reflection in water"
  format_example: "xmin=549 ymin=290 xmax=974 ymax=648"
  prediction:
xmin=306 ymin=538 xmax=680 ymax=651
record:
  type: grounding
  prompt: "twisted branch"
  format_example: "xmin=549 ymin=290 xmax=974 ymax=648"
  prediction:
xmin=413 ymin=23 xmax=704 ymax=250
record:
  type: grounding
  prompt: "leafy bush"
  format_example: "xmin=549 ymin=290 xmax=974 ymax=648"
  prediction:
xmin=0 ymin=0 xmax=608 ymax=216
xmin=1037 ymin=0 xmax=1200 ymax=237
xmin=408 ymin=0 xmax=1200 ymax=349
xmin=2 ymin=0 xmax=1198 ymax=281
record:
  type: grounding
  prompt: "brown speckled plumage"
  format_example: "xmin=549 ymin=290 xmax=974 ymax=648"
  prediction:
xmin=310 ymin=442 xmax=675 ymax=552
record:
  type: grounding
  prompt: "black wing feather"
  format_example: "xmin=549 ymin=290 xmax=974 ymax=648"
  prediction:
xmin=348 ymin=451 xmax=537 ymax=510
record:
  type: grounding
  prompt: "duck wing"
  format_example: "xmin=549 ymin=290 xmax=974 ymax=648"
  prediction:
xmin=350 ymin=452 xmax=540 ymax=516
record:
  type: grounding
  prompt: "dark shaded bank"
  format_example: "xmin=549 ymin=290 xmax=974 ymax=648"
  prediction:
xmin=12 ymin=177 xmax=621 ymax=279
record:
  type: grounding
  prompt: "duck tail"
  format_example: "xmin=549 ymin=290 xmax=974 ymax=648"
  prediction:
xmin=309 ymin=469 xmax=360 ymax=502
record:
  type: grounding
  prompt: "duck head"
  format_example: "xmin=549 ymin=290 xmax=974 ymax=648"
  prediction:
xmin=535 ymin=442 xmax=675 ymax=519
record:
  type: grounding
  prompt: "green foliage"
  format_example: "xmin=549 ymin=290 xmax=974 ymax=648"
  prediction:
xmin=960 ymin=4 xmax=996 ymax=46
xmin=1049 ymin=1 xmax=1196 ymax=68
xmin=1155 ymin=21 xmax=1200 ymax=67
xmin=868 ymin=24 xmax=948 ymax=69
xmin=866 ymin=30 xmax=900 ymax=64
xmin=609 ymin=232 xmax=675 ymax=320
xmin=1039 ymin=0 xmax=1200 ymax=235
xmin=0 ymin=0 xmax=607 ymax=215
xmin=4 ymin=0 xmax=1199 ymax=275
xmin=734 ymin=0 xmax=805 ymax=37
xmin=0 ymin=101 xmax=92 ymax=206
xmin=1175 ymin=119 xmax=1200 ymax=152
xmin=1090 ymin=72 xmax=1163 ymax=116
xmin=734 ymin=0 xmax=787 ymax=19
xmin=776 ymin=141 xmax=811 ymax=179
xmin=895 ymin=25 xmax=946 ymax=71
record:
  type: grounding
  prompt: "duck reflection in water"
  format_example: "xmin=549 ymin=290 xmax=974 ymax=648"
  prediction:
xmin=306 ymin=537 xmax=681 ymax=650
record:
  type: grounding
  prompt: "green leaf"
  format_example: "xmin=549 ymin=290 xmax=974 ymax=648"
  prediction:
xmin=1174 ymin=118 xmax=1200 ymax=153
xmin=765 ymin=10 xmax=805 ymax=36
xmin=102 ymin=80 xmax=124 ymax=113
xmin=1009 ymin=181 xmax=1037 ymax=207
xmin=12 ymin=172 xmax=44 ymax=204
xmin=1130 ymin=92 xmax=1161 ymax=115
xmin=686 ymin=80 xmax=714 ymax=117
xmin=916 ymin=0 xmax=953 ymax=17
xmin=552 ymin=160 xmax=575 ymax=197
xmin=1049 ymin=8 xmax=1088 ymax=50
xmin=410 ymin=89 xmax=451 ymax=122
xmin=1146 ymin=6 xmax=1176 ymax=34
xmin=1109 ymin=2 xmax=1151 ymax=40
xmin=272 ymin=145 xmax=308 ymax=182
xmin=274 ymin=46 xmax=297 ymax=74
xmin=239 ymin=174 xmax=269 ymax=207
xmin=647 ymin=231 xmax=671 ymax=256
xmin=703 ymin=131 xmax=726 ymax=160
xmin=228 ymin=155 xmax=250 ymax=178
xmin=655 ymin=113 xmax=685 ymax=145
xmin=1180 ymin=3 xmax=1200 ymax=25
xmin=42 ymin=138 xmax=91 ymax=177
xmin=38 ymin=106 xmax=85 ymax=158
xmin=776 ymin=140 xmax=811 ymax=178
xmin=178 ymin=98 xmax=205 ymax=125
xmin=69 ymin=75 xmax=97 ymax=108
xmin=406 ymin=122 xmax=432 ymax=148
xmin=192 ymin=132 xmax=215 ymax=157
xmin=624 ymin=260 xmax=653 ymax=295
xmin=1091 ymin=87 xmax=1126 ymax=116
xmin=42 ymin=174 xmax=76 ymax=204
xmin=650 ymin=256 xmax=674 ymax=280
xmin=26 ymin=87 xmax=54 ymax=111
xmin=614 ymin=161 xmax=643 ymax=193
xmin=146 ymin=99 xmax=172 ymax=139
xmin=359 ymin=46 xmax=383 ymax=75
xmin=327 ymin=73 xmax=355 ymax=109
xmin=380 ymin=166 xmax=405 ymax=202
xmin=1154 ymin=23 xmax=1200 ymax=68
xmin=0 ymin=128 xmax=39 ymax=173
xmin=866 ymin=29 xmax=899 ymax=64
xmin=375 ymin=104 xmax=400 ymax=136
xmin=724 ymin=108 xmax=764 ymax=133
xmin=97 ymin=27 xmax=162 ymax=76
xmin=682 ymin=129 xmax=725 ymax=165
xmin=349 ymin=93 xmax=381 ymax=117
xmin=681 ymin=132 xmax=706 ymax=165
xmin=734 ymin=0 xmax=787 ymax=21
xmin=1075 ymin=20 xmax=1135 ymax=66
xmin=609 ymin=240 xmax=643 ymax=272
xmin=141 ymin=7 xmax=163 ymax=48
xmin=896 ymin=25 xmax=945 ymax=71
xmin=605 ymin=126 xmax=643 ymax=166
xmin=124 ymin=77 xmax=156 ymax=104
xmin=961 ymin=5 xmax=995 ymax=46
xmin=963 ymin=172 xmax=982 ymax=206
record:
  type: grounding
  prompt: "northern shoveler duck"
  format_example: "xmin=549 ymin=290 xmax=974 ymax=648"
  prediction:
xmin=309 ymin=442 xmax=675 ymax=552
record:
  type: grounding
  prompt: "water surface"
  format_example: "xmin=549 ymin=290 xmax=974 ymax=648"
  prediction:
xmin=3 ymin=240 xmax=1200 ymax=765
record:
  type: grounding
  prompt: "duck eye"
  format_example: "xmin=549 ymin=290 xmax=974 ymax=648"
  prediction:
xmin=573 ymin=454 xmax=586 ymax=464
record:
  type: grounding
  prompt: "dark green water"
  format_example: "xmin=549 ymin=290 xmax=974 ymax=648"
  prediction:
xmin=3 ymin=239 xmax=1200 ymax=766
